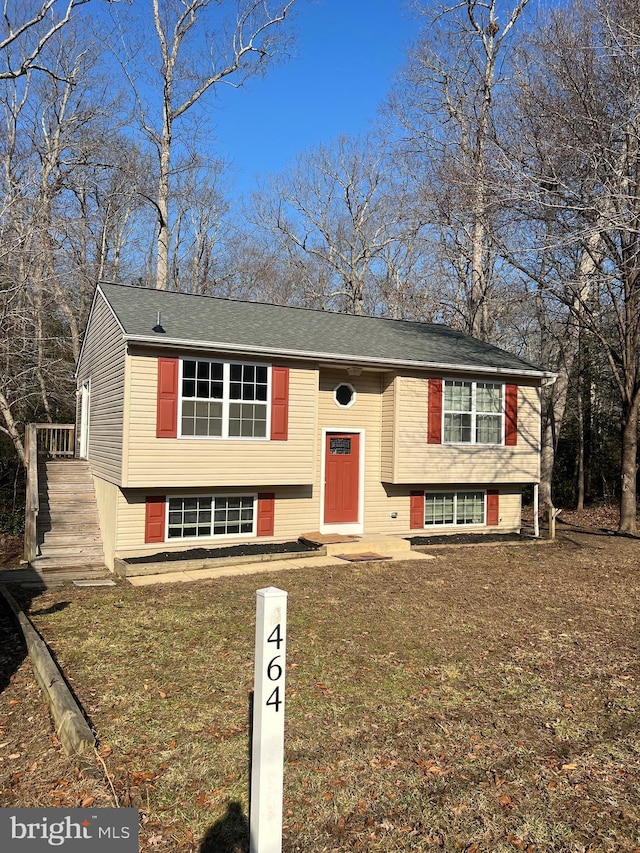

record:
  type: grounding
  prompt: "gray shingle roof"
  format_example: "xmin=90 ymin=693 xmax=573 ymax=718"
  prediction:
xmin=96 ymin=282 xmax=550 ymax=378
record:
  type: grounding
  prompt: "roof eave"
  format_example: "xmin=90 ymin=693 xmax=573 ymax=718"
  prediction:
xmin=123 ymin=333 xmax=555 ymax=381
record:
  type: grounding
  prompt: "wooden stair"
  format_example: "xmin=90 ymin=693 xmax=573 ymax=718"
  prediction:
xmin=32 ymin=459 xmax=108 ymax=575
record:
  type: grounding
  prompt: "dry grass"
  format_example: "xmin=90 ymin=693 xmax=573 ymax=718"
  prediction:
xmin=4 ymin=526 xmax=640 ymax=852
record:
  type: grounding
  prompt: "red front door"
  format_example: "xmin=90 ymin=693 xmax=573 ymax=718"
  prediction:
xmin=324 ymin=433 xmax=360 ymax=524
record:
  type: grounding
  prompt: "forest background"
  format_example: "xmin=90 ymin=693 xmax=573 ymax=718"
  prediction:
xmin=1 ymin=0 xmax=639 ymax=534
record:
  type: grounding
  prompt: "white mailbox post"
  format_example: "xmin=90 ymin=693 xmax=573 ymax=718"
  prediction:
xmin=250 ymin=587 xmax=287 ymax=853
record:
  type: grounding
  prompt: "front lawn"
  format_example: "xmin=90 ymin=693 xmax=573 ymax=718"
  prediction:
xmin=9 ymin=527 xmax=640 ymax=851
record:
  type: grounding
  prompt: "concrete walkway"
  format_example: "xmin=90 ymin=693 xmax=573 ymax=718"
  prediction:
xmin=127 ymin=549 xmax=434 ymax=586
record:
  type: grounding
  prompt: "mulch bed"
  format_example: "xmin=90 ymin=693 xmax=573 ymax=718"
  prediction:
xmin=409 ymin=531 xmax=529 ymax=546
xmin=124 ymin=538 xmax=320 ymax=565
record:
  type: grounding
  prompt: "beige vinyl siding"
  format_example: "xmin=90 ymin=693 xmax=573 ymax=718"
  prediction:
xmin=92 ymin=475 xmax=119 ymax=570
xmin=380 ymin=373 xmax=395 ymax=482
xmin=123 ymin=352 xmax=317 ymax=488
xmin=114 ymin=485 xmax=315 ymax=557
xmin=391 ymin=375 xmax=541 ymax=485
xmin=75 ymin=293 xmax=126 ymax=484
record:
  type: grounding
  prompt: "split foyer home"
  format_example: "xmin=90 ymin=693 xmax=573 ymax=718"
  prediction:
xmin=71 ymin=282 xmax=554 ymax=571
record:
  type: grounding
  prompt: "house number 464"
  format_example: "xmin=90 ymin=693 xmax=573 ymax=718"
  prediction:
xmin=251 ymin=587 xmax=288 ymax=853
xmin=266 ymin=624 xmax=284 ymax=712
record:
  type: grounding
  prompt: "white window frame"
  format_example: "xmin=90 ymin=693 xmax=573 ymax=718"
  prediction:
xmin=178 ymin=358 xmax=271 ymax=440
xmin=423 ymin=490 xmax=487 ymax=527
xmin=333 ymin=382 xmax=357 ymax=409
xmin=442 ymin=380 xmax=504 ymax=446
xmin=166 ymin=493 xmax=257 ymax=541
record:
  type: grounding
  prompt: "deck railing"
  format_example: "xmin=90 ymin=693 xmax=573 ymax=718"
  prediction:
xmin=23 ymin=423 xmax=75 ymax=563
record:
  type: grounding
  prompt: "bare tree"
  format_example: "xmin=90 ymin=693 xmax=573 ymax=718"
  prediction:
xmin=0 ymin=0 xmax=92 ymax=79
xmin=252 ymin=134 xmax=421 ymax=315
xmin=0 ymin=18 xmax=146 ymax=461
xmin=169 ymin=159 xmax=231 ymax=294
xmin=387 ymin=0 xmax=530 ymax=340
xmin=508 ymin=0 xmax=640 ymax=532
xmin=110 ymin=0 xmax=297 ymax=291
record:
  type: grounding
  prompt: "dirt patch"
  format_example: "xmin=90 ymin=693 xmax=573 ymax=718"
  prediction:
xmin=0 ymin=534 xmax=22 ymax=568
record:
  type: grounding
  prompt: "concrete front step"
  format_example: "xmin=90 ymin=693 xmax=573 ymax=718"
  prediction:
xmin=324 ymin=535 xmax=413 ymax=557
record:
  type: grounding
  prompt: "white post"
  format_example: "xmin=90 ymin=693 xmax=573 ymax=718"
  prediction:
xmin=250 ymin=587 xmax=287 ymax=853
xmin=533 ymin=484 xmax=540 ymax=538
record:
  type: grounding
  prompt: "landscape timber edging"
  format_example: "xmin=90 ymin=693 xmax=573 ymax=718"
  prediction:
xmin=0 ymin=584 xmax=95 ymax=756
xmin=113 ymin=545 xmax=328 ymax=578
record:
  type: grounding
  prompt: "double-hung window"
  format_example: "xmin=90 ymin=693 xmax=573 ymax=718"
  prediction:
xmin=167 ymin=495 xmax=255 ymax=539
xmin=180 ymin=359 xmax=269 ymax=438
xmin=443 ymin=380 xmax=503 ymax=444
xmin=424 ymin=491 xmax=485 ymax=526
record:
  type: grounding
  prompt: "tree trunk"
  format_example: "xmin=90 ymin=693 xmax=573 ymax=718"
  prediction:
xmin=0 ymin=391 xmax=25 ymax=464
xmin=156 ymin=133 xmax=171 ymax=291
xmin=539 ymin=363 xmax=573 ymax=510
xmin=576 ymin=383 xmax=585 ymax=510
xmin=619 ymin=395 xmax=638 ymax=534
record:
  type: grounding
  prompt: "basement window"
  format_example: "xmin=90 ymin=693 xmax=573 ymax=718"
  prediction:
xmin=167 ymin=495 xmax=256 ymax=539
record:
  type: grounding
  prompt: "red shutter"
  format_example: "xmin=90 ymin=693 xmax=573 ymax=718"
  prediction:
xmin=410 ymin=491 xmax=425 ymax=529
xmin=486 ymin=489 xmax=499 ymax=526
xmin=505 ymin=384 xmax=518 ymax=446
xmin=145 ymin=496 xmax=166 ymax=543
xmin=257 ymin=493 xmax=275 ymax=537
xmin=270 ymin=366 xmax=289 ymax=441
xmin=157 ymin=357 xmax=178 ymax=438
xmin=428 ymin=378 xmax=442 ymax=444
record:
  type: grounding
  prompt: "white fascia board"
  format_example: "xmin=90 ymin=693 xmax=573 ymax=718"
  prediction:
xmin=124 ymin=333 xmax=556 ymax=381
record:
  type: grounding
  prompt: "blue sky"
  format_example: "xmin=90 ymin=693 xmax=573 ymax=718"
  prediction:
xmin=211 ymin=0 xmax=418 ymax=196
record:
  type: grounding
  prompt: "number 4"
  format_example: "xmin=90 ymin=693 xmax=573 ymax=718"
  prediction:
xmin=268 ymin=623 xmax=283 ymax=649
xmin=266 ymin=686 xmax=282 ymax=712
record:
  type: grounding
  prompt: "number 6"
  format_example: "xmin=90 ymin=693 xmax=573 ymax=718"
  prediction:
xmin=267 ymin=655 xmax=282 ymax=681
